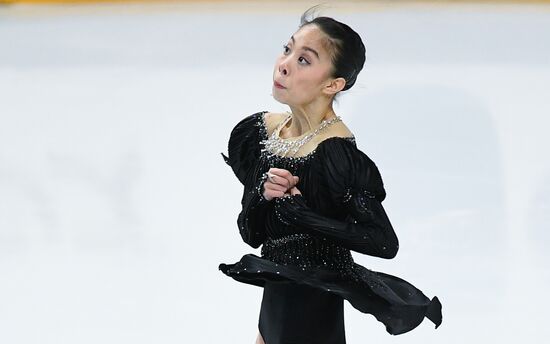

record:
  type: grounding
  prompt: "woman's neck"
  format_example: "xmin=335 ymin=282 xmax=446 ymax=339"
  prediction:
xmin=282 ymin=105 xmax=337 ymax=139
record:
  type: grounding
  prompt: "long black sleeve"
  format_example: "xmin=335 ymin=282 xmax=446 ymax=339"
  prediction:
xmin=273 ymin=192 xmax=398 ymax=258
xmin=236 ymin=169 xmax=270 ymax=248
xmin=272 ymin=137 xmax=399 ymax=259
xmin=222 ymin=111 xmax=270 ymax=248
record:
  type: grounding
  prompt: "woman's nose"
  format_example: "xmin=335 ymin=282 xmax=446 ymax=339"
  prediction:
xmin=278 ymin=59 xmax=289 ymax=76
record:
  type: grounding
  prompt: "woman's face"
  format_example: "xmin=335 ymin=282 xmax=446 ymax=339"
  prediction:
xmin=272 ymin=24 xmax=335 ymax=106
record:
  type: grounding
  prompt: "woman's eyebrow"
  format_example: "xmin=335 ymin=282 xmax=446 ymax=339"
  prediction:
xmin=290 ymin=35 xmax=320 ymax=59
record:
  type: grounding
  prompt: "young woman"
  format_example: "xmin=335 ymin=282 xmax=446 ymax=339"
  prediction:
xmin=219 ymin=6 xmax=442 ymax=344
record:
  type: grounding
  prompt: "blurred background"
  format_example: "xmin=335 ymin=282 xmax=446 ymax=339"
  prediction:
xmin=0 ymin=0 xmax=549 ymax=343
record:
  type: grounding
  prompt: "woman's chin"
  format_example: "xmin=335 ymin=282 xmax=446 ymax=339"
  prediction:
xmin=274 ymin=99 xmax=290 ymax=106
xmin=271 ymin=92 xmax=287 ymax=104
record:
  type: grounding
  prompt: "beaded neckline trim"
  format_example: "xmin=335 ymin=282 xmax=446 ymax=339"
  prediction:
xmin=257 ymin=110 xmax=355 ymax=161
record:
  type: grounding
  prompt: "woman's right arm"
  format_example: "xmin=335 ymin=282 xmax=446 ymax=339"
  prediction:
xmin=221 ymin=112 xmax=270 ymax=248
xmin=235 ymin=167 xmax=270 ymax=248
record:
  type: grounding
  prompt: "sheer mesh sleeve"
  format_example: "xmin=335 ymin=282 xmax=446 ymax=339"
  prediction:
xmin=221 ymin=112 xmax=269 ymax=248
xmin=273 ymin=138 xmax=399 ymax=258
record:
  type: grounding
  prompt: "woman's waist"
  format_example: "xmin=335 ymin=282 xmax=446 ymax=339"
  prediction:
xmin=260 ymin=233 xmax=354 ymax=271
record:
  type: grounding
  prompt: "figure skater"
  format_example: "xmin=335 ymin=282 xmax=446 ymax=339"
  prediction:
xmin=219 ymin=5 xmax=442 ymax=344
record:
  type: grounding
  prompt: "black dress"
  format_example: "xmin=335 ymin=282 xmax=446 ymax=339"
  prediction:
xmin=219 ymin=111 xmax=442 ymax=343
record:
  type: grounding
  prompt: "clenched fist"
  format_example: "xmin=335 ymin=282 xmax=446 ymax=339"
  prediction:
xmin=262 ymin=167 xmax=302 ymax=201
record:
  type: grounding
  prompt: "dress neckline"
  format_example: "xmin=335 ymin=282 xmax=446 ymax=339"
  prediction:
xmin=258 ymin=110 xmax=355 ymax=161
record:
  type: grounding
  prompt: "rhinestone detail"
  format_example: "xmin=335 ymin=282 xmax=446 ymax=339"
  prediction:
xmin=261 ymin=233 xmax=355 ymax=273
xmin=260 ymin=111 xmax=343 ymax=157
xmin=255 ymin=171 xmax=270 ymax=202
xmin=256 ymin=111 xmax=355 ymax=163
xmin=342 ymin=187 xmax=377 ymax=204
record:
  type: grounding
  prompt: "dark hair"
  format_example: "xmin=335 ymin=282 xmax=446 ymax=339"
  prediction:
xmin=299 ymin=4 xmax=366 ymax=97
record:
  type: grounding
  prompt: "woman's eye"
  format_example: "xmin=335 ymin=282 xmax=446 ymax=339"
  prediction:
xmin=282 ymin=44 xmax=310 ymax=65
xmin=283 ymin=44 xmax=290 ymax=54
xmin=298 ymin=57 xmax=310 ymax=65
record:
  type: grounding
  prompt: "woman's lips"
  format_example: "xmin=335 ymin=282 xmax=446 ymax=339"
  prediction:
xmin=274 ymin=81 xmax=286 ymax=89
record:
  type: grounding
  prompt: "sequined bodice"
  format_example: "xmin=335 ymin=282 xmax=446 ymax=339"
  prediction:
xmin=253 ymin=111 xmax=358 ymax=272
xmin=256 ymin=110 xmax=356 ymax=176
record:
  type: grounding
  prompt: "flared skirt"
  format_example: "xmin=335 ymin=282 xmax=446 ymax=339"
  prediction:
xmin=219 ymin=253 xmax=442 ymax=337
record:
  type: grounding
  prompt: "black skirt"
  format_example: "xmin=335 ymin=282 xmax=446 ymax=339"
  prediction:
xmin=258 ymin=280 xmax=346 ymax=344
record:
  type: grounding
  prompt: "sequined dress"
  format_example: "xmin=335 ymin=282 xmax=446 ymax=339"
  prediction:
xmin=218 ymin=111 xmax=442 ymax=343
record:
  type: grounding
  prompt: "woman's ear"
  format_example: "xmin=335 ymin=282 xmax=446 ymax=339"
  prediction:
xmin=323 ymin=77 xmax=346 ymax=97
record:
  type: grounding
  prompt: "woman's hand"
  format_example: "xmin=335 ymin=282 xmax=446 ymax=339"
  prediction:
xmin=262 ymin=167 xmax=302 ymax=201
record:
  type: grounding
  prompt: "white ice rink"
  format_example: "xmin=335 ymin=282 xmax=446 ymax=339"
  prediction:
xmin=1 ymin=1 xmax=549 ymax=343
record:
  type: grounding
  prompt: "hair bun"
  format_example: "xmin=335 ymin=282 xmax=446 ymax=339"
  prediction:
xmin=299 ymin=5 xmax=366 ymax=94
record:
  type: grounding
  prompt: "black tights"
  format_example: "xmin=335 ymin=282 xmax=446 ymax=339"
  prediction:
xmin=258 ymin=281 xmax=346 ymax=344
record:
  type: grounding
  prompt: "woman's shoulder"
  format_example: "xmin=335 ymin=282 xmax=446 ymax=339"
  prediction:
xmin=317 ymin=134 xmax=380 ymax=178
xmin=316 ymin=133 xmax=362 ymax=161
xmin=322 ymin=118 xmax=355 ymax=139
xmin=231 ymin=110 xmax=265 ymax=131
xmin=228 ymin=110 xmax=273 ymax=146
xmin=223 ymin=110 xmax=269 ymax=184
xmin=316 ymin=136 xmax=386 ymax=200
xmin=228 ymin=110 xmax=286 ymax=137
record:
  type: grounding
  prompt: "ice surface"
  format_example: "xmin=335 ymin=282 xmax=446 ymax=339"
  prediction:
xmin=0 ymin=2 xmax=549 ymax=343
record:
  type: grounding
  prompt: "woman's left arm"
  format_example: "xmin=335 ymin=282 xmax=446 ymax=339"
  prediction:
xmin=273 ymin=191 xmax=398 ymax=258
xmin=272 ymin=138 xmax=399 ymax=259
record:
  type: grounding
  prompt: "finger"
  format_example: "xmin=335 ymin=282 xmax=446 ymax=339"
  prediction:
xmin=284 ymin=175 xmax=299 ymax=189
xmin=274 ymin=190 xmax=287 ymax=198
xmin=270 ymin=168 xmax=294 ymax=185
xmin=282 ymin=174 xmax=295 ymax=189
xmin=269 ymin=167 xmax=292 ymax=180
xmin=269 ymin=168 xmax=299 ymax=190
xmin=269 ymin=167 xmax=290 ymax=175
xmin=290 ymin=186 xmax=302 ymax=196
xmin=266 ymin=172 xmax=278 ymax=184
xmin=264 ymin=182 xmax=288 ymax=193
